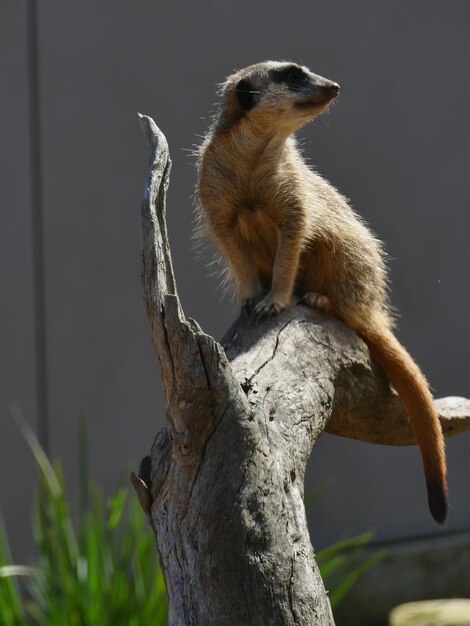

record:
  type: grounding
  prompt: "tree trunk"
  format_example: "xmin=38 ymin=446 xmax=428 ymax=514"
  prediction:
xmin=131 ymin=115 xmax=470 ymax=626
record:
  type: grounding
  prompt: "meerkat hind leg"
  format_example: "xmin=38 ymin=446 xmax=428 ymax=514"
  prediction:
xmin=301 ymin=292 xmax=334 ymax=315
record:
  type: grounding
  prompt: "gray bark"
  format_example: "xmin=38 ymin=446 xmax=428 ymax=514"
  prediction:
xmin=131 ymin=114 xmax=470 ymax=626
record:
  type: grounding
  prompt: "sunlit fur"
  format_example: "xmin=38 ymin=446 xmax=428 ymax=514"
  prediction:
xmin=196 ymin=61 xmax=447 ymax=523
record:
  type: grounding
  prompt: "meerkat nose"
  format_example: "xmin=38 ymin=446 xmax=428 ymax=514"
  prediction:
xmin=329 ymin=82 xmax=340 ymax=94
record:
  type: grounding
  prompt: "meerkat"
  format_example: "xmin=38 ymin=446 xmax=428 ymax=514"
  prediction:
xmin=196 ymin=61 xmax=447 ymax=524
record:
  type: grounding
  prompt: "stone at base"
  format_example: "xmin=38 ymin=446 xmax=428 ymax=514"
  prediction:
xmin=389 ymin=599 xmax=470 ymax=626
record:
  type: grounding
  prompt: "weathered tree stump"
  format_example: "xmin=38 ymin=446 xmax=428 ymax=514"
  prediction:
xmin=131 ymin=115 xmax=470 ymax=626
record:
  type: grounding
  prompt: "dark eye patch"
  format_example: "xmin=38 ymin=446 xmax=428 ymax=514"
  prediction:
xmin=236 ymin=79 xmax=258 ymax=110
xmin=271 ymin=65 xmax=308 ymax=89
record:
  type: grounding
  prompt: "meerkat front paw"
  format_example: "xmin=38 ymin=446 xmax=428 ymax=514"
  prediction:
xmin=300 ymin=292 xmax=333 ymax=314
xmin=241 ymin=289 xmax=269 ymax=316
xmin=252 ymin=295 xmax=289 ymax=322
xmin=253 ymin=300 xmax=286 ymax=322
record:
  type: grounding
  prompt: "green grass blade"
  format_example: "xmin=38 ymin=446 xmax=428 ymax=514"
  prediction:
xmin=10 ymin=406 xmax=62 ymax=499
xmin=328 ymin=550 xmax=385 ymax=608
xmin=0 ymin=565 xmax=39 ymax=578
xmin=316 ymin=531 xmax=373 ymax=563
xmin=107 ymin=488 xmax=127 ymax=530
xmin=0 ymin=517 xmax=29 ymax=626
xmin=304 ymin=479 xmax=335 ymax=510
xmin=78 ymin=413 xmax=90 ymax=522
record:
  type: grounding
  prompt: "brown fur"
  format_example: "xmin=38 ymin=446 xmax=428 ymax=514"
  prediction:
xmin=196 ymin=61 xmax=447 ymax=523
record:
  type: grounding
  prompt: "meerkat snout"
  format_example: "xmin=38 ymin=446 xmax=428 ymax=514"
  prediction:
xmin=295 ymin=80 xmax=340 ymax=109
xmin=317 ymin=81 xmax=340 ymax=99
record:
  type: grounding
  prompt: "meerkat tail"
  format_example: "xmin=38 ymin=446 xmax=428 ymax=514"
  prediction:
xmin=357 ymin=314 xmax=448 ymax=525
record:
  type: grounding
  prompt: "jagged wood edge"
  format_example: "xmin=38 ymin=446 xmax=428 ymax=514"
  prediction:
xmin=137 ymin=113 xmax=234 ymax=455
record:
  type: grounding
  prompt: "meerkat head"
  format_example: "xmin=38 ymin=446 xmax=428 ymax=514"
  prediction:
xmin=219 ymin=61 xmax=340 ymax=133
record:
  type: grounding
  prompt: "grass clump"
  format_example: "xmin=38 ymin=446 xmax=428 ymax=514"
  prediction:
xmin=0 ymin=414 xmax=166 ymax=626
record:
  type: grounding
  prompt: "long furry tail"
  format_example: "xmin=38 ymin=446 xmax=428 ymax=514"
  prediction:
xmin=356 ymin=313 xmax=448 ymax=524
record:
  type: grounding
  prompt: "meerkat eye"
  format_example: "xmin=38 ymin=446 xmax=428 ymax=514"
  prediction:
xmin=271 ymin=65 xmax=308 ymax=89
xmin=235 ymin=79 xmax=258 ymax=111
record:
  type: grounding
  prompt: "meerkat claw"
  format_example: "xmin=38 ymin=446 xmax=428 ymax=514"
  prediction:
xmin=252 ymin=301 xmax=285 ymax=323
xmin=241 ymin=297 xmax=257 ymax=316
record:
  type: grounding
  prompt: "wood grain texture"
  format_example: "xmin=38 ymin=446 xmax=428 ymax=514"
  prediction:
xmin=134 ymin=115 xmax=470 ymax=626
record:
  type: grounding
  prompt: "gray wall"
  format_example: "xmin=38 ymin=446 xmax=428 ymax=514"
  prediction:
xmin=2 ymin=0 xmax=469 ymax=594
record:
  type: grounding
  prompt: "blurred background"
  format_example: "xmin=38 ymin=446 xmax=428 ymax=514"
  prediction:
xmin=1 ymin=1 xmax=469 ymax=623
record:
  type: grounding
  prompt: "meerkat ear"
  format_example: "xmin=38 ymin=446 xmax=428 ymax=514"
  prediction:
xmin=236 ymin=79 xmax=257 ymax=110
